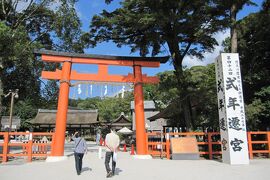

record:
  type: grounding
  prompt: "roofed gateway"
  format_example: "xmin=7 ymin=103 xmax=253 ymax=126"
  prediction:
xmin=102 ymin=112 xmax=132 ymax=131
xmin=35 ymin=50 xmax=169 ymax=160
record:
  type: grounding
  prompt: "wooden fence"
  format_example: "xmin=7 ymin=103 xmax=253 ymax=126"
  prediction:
xmin=1 ymin=131 xmax=269 ymax=163
xmin=147 ymin=131 xmax=270 ymax=160
xmin=0 ymin=132 xmax=54 ymax=163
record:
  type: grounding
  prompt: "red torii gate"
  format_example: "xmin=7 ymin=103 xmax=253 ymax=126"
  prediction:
xmin=36 ymin=50 xmax=169 ymax=158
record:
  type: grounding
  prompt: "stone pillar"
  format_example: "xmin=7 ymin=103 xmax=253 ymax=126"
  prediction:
xmin=215 ymin=53 xmax=249 ymax=165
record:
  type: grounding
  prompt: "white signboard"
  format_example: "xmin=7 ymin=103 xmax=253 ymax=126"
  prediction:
xmin=215 ymin=53 xmax=249 ymax=165
xmin=4 ymin=125 xmax=17 ymax=129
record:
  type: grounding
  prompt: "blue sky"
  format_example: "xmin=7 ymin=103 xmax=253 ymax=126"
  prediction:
xmin=70 ymin=0 xmax=264 ymax=99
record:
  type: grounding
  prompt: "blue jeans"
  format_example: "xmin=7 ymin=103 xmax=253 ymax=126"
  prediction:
xmin=74 ymin=152 xmax=84 ymax=174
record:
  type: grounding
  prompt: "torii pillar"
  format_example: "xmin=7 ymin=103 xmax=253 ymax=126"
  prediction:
xmin=52 ymin=61 xmax=72 ymax=156
xmin=133 ymin=65 xmax=147 ymax=155
xmin=36 ymin=50 xmax=169 ymax=161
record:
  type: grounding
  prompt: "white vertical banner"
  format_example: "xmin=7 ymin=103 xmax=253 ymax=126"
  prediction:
xmin=90 ymin=85 xmax=93 ymax=97
xmin=78 ymin=84 xmax=82 ymax=95
xmin=85 ymin=84 xmax=88 ymax=97
xmin=121 ymin=85 xmax=125 ymax=98
xmin=104 ymin=85 xmax=108 ymax=96
xmin=215 ymin=53 xmax=249 ymax=165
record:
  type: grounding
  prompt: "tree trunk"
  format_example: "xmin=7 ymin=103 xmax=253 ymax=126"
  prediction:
xmin=0 ymin=60 xmax=3 ymax=114
xmin=231 ymin=3 xmax=238 ymax=53
xmin=183 ymin=97 xmax=193 ymax=131
xmin=167 ymin=39 xmax=194 ymax=131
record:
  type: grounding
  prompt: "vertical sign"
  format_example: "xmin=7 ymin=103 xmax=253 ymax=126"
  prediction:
xmin=215 ymin=53 xmax=249 ymax=165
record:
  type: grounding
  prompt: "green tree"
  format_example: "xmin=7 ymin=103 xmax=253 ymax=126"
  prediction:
xmin=89 ymin=0 xmax=229 ymax=131
xmin=237 ymin=1 xmax=269 ymax=130
xmin=97 ymin=91 xmax=133 ymax=122
xmin=223 ymin=0 xmax=270 ymax=130
xmin=144 ymin=70 xmax=178 ymax=109
xmin=145 ymin=64 xmax=218 ymax=130
xmin=218 ymin=0 xmax=256 ymax=52
xmin=69 ymin=91 xmax=133 ymax=122
xmin=187 ymin=64 xmax=218 ymax=130
xmin=0 ymin=0 xmax=87 ymax=129
xmin=14 ymin=99 xmax=37 ymax=130
xmin=77 ymin=97 xmax=101 ymax=109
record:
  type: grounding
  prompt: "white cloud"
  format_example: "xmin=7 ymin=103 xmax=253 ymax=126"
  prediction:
xmin=182 ymin=29 xmax=230 ymax=68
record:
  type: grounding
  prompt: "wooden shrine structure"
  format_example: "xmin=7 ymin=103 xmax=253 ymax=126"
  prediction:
xmin=32 ymin=109 xmax=99 ymax=134
xmin=104 ymin=112 xmax=132 ymax=131
xmin=36 ymin=50 xmax=169 ymax=157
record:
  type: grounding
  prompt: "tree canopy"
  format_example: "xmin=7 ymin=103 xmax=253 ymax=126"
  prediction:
xmin=144 ymin=64 xmax=219 ymax=130
xmin=0 ymin=0 xmax=87 ymax=129
xmin=89 ymin=0 xmax=232 ymax=130
xmin=236 ymin=1 xmax=270 ymax=130
xmin=90 ymin=0 xmax=228 ymax=65
xmin=222 ymin=0 xmax=270 ymax=130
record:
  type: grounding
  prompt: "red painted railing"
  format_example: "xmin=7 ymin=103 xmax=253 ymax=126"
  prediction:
xmin=1 ymin=131 xmax=269 ymax=162
xmin=0 ymin=132 xmax=54 ymax=163
xmin=147 ymin=131 xmax=270 ymax=160
xmin=247 ymin=131 xmax=270 ymax=159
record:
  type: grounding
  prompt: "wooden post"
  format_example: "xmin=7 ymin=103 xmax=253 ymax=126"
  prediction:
xmin=130 ymin=144 xmax=135 ymax=155
xmin=247 ymin=132 xmax=253 ymax=159
xmin=123 ymin=144 xmax=127 ymax=152
xmin=27 ymin=134 xmax=33 ymax=162
xmin=51 ymin=61 xmax=72 ymax=156
xmin=166 ymin=133 xmax=170 ymax=159
xmin=133 ymin=65 xmax=147 ymax=155
xmin=2 ymin=132 xmax=9 ymax=162
xmin=207 ymin=132 xmax=213 ymax=160
xmin=27 ymin=140 xmax=33 ymax=162
xmin=100 ymin=138 xmax=103 ymax=146
xmin=267 ymin=132 xmax=270 ymax=158
xmin=145 ymin=133 xmax=149 ymax=154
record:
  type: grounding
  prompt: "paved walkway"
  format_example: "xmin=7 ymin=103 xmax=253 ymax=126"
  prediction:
xmin=0 ymin=142 xmax=269 ymax=180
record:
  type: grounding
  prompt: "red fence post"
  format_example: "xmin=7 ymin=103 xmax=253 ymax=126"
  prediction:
xmin=27 ymin=133 xmax=33 ymax=162
xmin=99 ymin=138 xmax=103 ymax=146
xmin=123 ymin=144 xmax=127 ymax=152
xmin=145 ymin=133 xmax=149 ymax=154
xmin=267 ymin=131 xmax=270 ymax=158
xmin=2 ymin=132 xmax=9 ymax=162
xmin=166 ymin=133 xmax=170 ymax=159
xmin=247 ymin=132 xmax=253 ymax=159
xmin=207 ymin=132 xmax=213 ymax=160
xmin=50 ymin=133 xmax=56 ymax=155
xmin=130 ymin=144 xmax=135 ymax=155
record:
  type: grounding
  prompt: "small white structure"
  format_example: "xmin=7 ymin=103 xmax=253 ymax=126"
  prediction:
xmin=117 ymin=127 xmax=133 ymax=134
xmin=1 ymin=116 xmax=21 ymax=131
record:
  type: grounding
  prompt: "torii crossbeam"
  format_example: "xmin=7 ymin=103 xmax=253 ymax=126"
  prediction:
xmin=36 ymin=50 xmax=169 ymax=159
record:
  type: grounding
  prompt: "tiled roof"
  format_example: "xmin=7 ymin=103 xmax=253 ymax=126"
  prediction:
xmin=32 ymin=109 xmax=99 ymax=125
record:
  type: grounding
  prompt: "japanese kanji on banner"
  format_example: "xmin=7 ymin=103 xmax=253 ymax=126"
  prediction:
xmin=215 ymin=53 xmax=249 ymax=165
